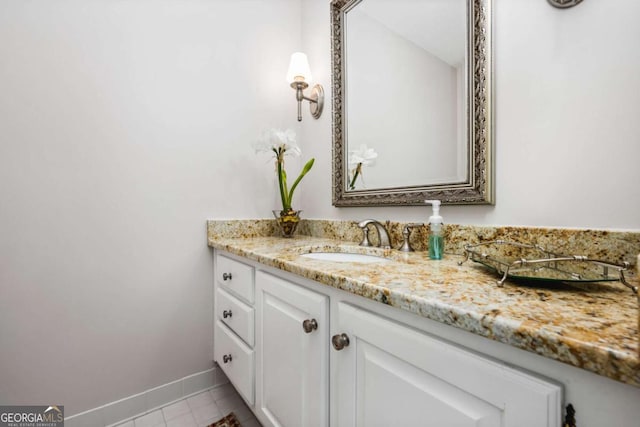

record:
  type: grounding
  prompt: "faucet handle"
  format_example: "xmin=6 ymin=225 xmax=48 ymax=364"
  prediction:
xmin=357 ymin=219 xmax=373 ymax=247
xmin=359 ymin=227 xmax=372 ymax=247
xmin=398 ymin=223 xmax=424 ymax=252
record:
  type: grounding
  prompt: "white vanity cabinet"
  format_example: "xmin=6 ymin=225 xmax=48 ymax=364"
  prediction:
xmin=333 ymin=303 xmax=561 ymax=427
xmin=213 ymin=250 xmax=640 ymax=427
xmin=255 ymin=271 xmax=329 ymax=427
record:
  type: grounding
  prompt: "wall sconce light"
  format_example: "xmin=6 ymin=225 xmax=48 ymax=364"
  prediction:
xmin=287 ymin=52 xmax=324 ymax=122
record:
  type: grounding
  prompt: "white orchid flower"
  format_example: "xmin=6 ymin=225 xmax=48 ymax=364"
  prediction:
xmin=348 ymin=144 xmax=378 ymax=168
xmin=348 ymin=144 xmax=377 ymax=190
xmin=254 ymin=128 xmax=301 ymax=157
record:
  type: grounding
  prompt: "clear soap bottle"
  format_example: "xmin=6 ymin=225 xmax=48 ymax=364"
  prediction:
xmin=425 ymin=200 xmax=444 ymax=260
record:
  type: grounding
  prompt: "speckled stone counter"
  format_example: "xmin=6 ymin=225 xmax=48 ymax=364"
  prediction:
xmin=207 ymin=219 xmax=640 ymax=387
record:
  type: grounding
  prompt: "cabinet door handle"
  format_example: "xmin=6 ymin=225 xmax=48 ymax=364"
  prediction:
xmin=563 ymin=404 xmax=576 ymax=427
xmin=222 ymin=272 xmax=232 ymax=281
xmin=222 ymin=354 xmax=232 ymax=364
xmin=331 ymin=333 xmax=350 ymax=350
xmin=223 ymin=310 xmax=232 ymax=319
xmin=302 ymin=318 xmax=318 ymax=333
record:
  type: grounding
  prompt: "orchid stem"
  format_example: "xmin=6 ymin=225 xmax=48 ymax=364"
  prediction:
xmin=349 ymin=163 xmax=362 ymax=190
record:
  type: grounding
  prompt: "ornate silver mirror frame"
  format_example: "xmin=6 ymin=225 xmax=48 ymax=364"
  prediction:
xmin=331 ymin=0 xmax=494 ymax=207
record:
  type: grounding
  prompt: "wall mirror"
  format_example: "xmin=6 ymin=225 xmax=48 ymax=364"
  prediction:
xmin=331 ymin=0 xmax=494 ymax=206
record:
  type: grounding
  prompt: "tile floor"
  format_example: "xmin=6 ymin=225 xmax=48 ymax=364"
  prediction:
xmin=113 ymin=383 xmax=262 ymax=427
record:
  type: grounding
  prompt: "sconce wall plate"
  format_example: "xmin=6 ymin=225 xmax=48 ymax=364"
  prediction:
xmin=308 ymin=84 xmax=324 ymax=119
xmin=289 ymin=81 xmax=324 ymax=121
xmin=548 ymin=0 xmax=584 ymax=8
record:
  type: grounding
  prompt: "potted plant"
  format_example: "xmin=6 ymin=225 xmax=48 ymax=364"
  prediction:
xmin=255 ymin=128 xmax=314 ymax=237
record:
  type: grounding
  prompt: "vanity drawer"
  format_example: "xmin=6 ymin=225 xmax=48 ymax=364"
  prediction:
xmin=216 ymin=287 xmax=254 ymax=347
xmin=215 ymin=320 xmax=255 ymax=405
xmin=217 ymin=254 xmax=254 ymax=304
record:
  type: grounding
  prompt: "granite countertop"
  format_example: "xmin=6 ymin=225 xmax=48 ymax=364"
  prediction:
xmin=208 ymin=225 xmax=639 ymax=387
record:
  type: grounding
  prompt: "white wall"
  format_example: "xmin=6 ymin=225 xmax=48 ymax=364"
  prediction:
xmin=0 ymin=0 xmax=302 ymax=415
xmin=300 ymin=0 xmax=640 ymax=230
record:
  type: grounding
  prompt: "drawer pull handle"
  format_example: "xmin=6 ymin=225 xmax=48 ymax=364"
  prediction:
xmin=222 ymin=354 xmax=232 ymax=364
xmin=223 ymin=310 xmax=232 ymax=319
xmin=222 ymin=272 xmax=232 ymax=281
xmin=302 ymin=318 xmax=318 ymax=333
xmin=332 ymin=333 xmax=350 ymax=351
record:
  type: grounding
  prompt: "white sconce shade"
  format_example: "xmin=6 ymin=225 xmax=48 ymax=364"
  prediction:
xmin=287 ymin=52 xmax=313 ymax=84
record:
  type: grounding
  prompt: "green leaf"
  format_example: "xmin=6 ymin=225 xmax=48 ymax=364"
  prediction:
xmin=287 ymin=158 xmax=315 ymax=207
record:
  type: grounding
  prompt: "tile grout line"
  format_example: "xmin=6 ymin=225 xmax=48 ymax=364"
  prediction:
xmin=110 ymin=386 xmax=219 ymax=427
xmin=117 ymin=384 xmax=258 ymax=427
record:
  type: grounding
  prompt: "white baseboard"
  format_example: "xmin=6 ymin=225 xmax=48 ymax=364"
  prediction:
xmin=64 ymin=366 xmax=229 ymax=427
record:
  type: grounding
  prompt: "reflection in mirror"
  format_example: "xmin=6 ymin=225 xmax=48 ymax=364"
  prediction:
xmin=346 ymin=0 xmax=467 ymax=188
xmin=331 ymin=0 xmax=494 ymax=206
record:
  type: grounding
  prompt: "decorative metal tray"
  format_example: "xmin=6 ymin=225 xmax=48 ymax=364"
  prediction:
xmin=459 ymin=240 xmax=638 ymax=294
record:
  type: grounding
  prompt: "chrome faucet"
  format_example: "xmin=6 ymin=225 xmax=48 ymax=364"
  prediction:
xmin=357 ymin=219 xmax=392 ymax=249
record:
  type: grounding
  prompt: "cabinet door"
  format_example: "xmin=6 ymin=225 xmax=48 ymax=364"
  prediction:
xmin=255 ymin=271 xmax=329 ymax=427
xmin=334 ymin=303 xmax=561 ymax=427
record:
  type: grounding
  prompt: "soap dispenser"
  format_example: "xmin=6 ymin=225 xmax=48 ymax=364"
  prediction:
xmin=425 ymin=200 xmax=444 ymax=260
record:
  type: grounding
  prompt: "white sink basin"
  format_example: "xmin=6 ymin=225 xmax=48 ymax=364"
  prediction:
xmin=301 ymin=252 xmax=391 ymax=263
